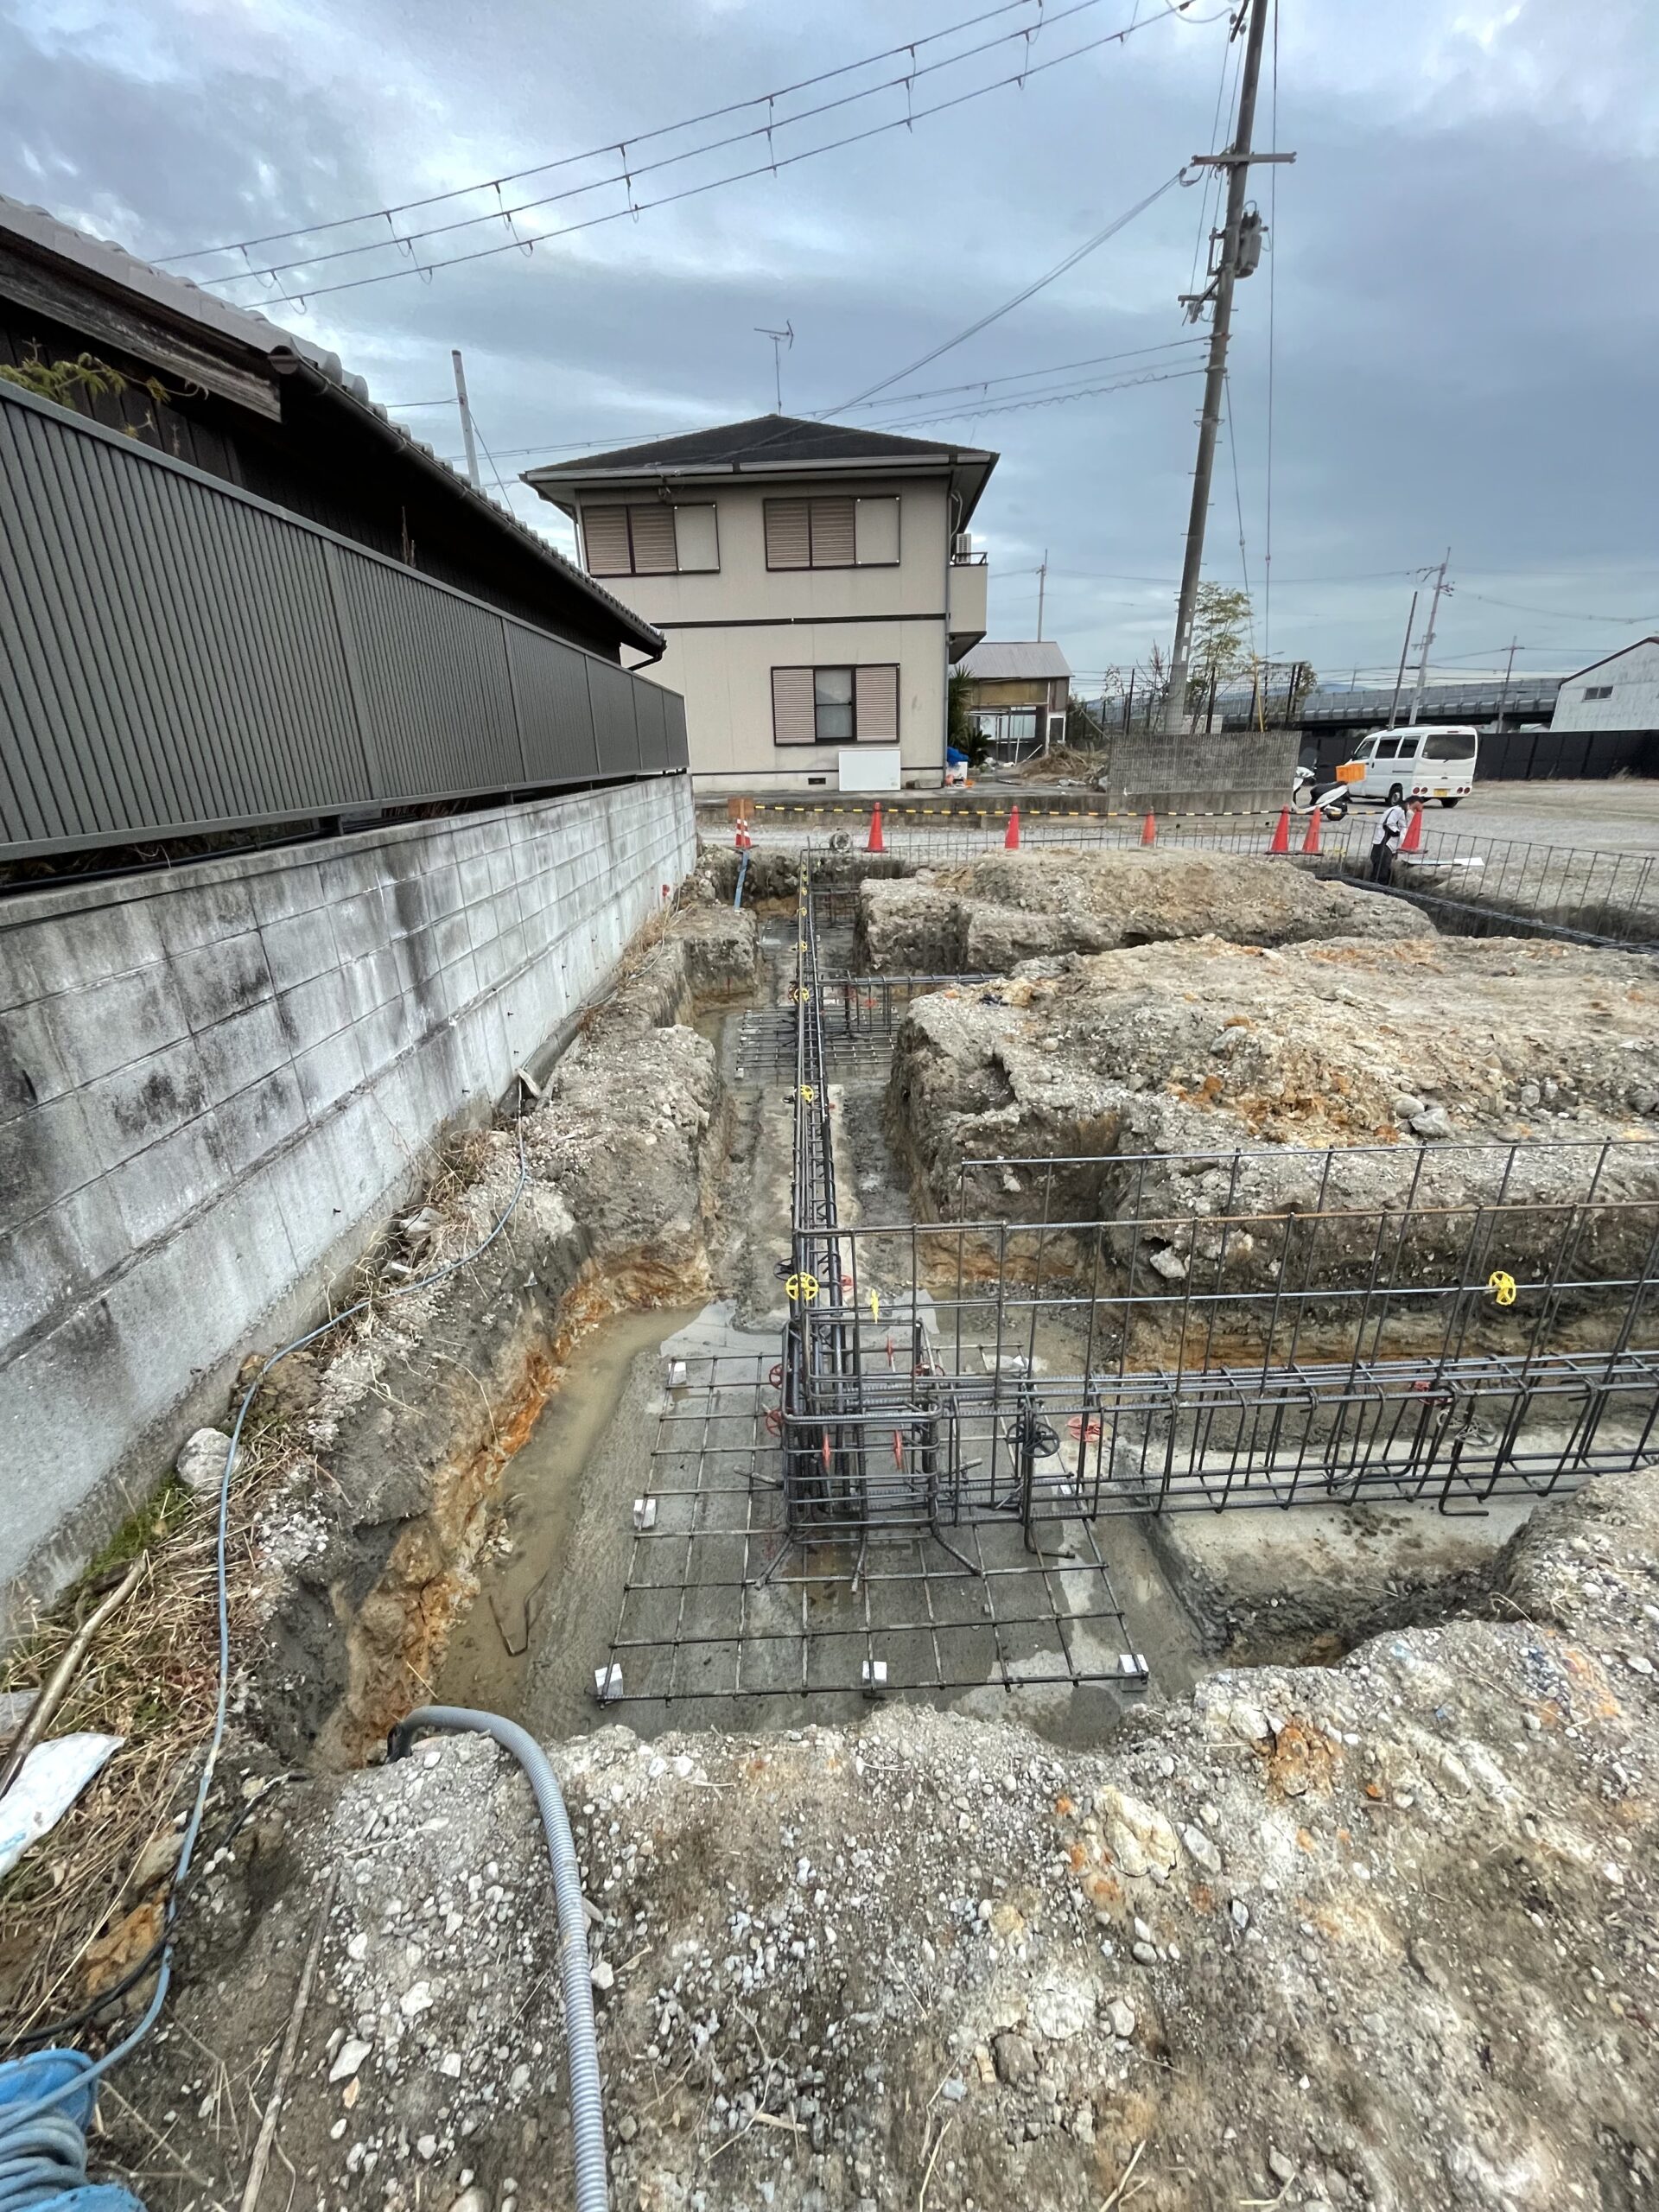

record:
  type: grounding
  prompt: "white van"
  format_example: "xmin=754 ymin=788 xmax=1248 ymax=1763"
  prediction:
xmin=1340 ymin=725 xmax=1478 ymax=808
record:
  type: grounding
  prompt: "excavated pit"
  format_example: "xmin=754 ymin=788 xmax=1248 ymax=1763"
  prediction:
xmin=40 ymin=842 xmax=1659 ymax=2212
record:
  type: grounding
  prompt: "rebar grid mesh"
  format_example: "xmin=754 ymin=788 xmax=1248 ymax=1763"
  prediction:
xmin=601 ymin=857 xmax=1659 ymax=1707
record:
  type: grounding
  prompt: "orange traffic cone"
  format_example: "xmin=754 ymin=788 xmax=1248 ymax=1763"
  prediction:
xmin=1401 ymin=803 xmax=1424 ymax=853
xmin=1268 ymin=807 xmax=1291 ymax=855
xmin=1300 ymin=806 xmax=1321 ymax=855
xmin=1141 ymin=810 xmax=1157 ymax=847
xmin=1005 ymin=807 xmax=1020 ymax=850
xmin=867 ymin=803 xmax=885 ymax=854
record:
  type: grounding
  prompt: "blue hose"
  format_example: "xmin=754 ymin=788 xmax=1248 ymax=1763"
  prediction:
xmin=733 ymin=850 xmax=749 ymax=910
xmin=0 ymin=2053 xmax=142 ymax=2210
xmin=387 ymin=1708 xmax=608 ymax=2212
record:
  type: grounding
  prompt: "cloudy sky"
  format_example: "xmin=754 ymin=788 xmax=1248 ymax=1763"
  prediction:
xmin=4 ymin=0 xmax=1656 ymax=695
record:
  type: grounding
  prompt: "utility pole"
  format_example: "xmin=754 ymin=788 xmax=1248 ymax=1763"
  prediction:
xmin=1036 ymin=550 xmax=1048 ymax=642
xmin=1386 ymin=589 xmax=1419 ymax=728
xmin=451 ymin=349 xmax=480 ymax=489
xmin=1162 ymin=0 xmax=1292 ymax=734
xmin=1494 ymin=636 xmax=1517 ymax=733
xmin=1407 ymin=550 xmax=1451 ymax=725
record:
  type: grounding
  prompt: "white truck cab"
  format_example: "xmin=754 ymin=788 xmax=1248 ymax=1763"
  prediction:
xmin=1341 ymin=725 xmax=1478 ymax=807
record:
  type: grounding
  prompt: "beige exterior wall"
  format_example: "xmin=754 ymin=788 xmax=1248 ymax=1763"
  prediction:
xmin=566 ymin=475 xmax=955 ymax=791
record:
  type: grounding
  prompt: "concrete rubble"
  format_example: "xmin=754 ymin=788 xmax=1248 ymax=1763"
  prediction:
xmin=122 ymin=1465 xmax=1659 ymax=2212
xmin=854 ymin=849 xmax=1433 ymax=974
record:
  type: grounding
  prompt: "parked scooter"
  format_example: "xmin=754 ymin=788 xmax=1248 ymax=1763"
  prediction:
xmin=1291 ymin=763 xmax=1351 ymax=821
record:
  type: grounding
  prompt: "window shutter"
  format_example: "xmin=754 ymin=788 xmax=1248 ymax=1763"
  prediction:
xmin=627 ymin=503 xmax=677 ymax=573
xmin=772 ymin=666 xmax=816 ymax=745
xmin=854 ymin=664 xmax=899 ymax=742
xmin=854 ymin=496 xmax=900 ymax=565
xmin=582 ymin=506 xmax=630 ymax=575
xmin=810 ymin=497 xmax=856 ymax=567
xmin=766 ymin=499 xmax=810 ymax=568
xmin=672 ymin=504 xmax=719 ymax=571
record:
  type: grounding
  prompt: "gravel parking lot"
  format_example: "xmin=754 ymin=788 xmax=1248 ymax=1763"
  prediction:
xmin=1417 ymin=776 xmax=1659 ymax=853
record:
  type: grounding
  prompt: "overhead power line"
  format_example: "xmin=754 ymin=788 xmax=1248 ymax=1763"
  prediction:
xmin=201 ymin=13 xmax=1198 ymax=306
xmin=837 ymin=334 xmax=1207 ymax=410
xmin=823 ymin=172 xmax=1187 ymax=412
xmin=207 ymin=0 xmax=1138 ymax=291
xmin=161 ymin=0 xmax=1096 ymax=264
xmin=855 ymin=360 xmax=1205 ymax=431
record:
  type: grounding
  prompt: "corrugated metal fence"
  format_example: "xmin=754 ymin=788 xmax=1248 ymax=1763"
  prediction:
xmin=0 ymin=380 xmax=688 ymax=860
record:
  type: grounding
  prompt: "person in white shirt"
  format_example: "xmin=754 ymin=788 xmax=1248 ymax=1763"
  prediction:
xmin=1369 ymin=799 xmax=1408 ymax=884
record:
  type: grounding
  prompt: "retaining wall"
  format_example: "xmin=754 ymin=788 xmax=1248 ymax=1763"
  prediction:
xmin=0 ymin=778 xmax=696 ymax=1632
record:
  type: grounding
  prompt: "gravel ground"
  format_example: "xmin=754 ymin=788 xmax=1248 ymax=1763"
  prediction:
xmin=116 ymin=1464 xmax=1659 ymax=2212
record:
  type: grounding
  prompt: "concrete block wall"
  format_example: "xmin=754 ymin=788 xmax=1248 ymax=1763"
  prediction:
xmin=1103 ymin=728 xmax=1299 ymax=813
xmin=0 ymin=778 xmax=696 ymax=1632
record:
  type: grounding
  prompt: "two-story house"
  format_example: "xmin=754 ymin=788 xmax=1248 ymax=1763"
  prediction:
xmin=525 ymin=416 xmax=995 ymax=792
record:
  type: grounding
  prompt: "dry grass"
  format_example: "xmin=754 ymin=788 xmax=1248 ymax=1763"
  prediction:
xmin=0 ymin=1419 xmax=293 ymax=2036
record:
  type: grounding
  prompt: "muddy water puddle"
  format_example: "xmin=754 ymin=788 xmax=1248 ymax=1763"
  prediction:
xmin=435 ymin=1303 xmax=701 ymax=1719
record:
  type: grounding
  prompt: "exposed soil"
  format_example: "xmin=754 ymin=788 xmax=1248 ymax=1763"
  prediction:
xmin=854 ymin=849 xmax=1434 ymax=973
xmin=247 ymin=902 xmax=759 ymax=1770
xmin=886 ymin=935 xmax=1659 ymax=1287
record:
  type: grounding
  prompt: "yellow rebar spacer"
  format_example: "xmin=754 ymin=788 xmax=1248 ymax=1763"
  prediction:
xmin=785 ymin=1272 xmax=819 ymax=1305
xmin=1488 ymin=1270 xmax=1517 ymax=1307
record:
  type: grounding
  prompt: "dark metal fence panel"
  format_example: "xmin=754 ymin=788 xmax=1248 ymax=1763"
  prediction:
xmin=0 ymin=379 xmax=685 ymax=860
xmin=585 ymin=655 xmax=643 ymax=776
xmin=508 ymin=626 xmax=603 ymax=785
xmin=634 ymin=677 xmax=671 ymax=772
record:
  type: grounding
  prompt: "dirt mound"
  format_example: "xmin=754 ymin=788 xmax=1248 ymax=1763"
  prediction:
xmin=887 ymin=935 xmax=1659 ymax=1268
xmin=118 ymin=1466 xmax=1659 ymax=2212
xmin=855 ymin=848 xmax=1432 ymax=972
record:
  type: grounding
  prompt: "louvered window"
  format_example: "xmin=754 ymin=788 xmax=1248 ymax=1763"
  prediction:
xmin=581 ymin=501 xmax=715 ymax=575
xmin=771 ymin=666 xmax=817 ymax=745
xmin=764 ymin=495 xmax=870 ymax=569
xmin=772 ymin=664 xmax=900 ymax=746
xmin=854 ymin=664 xmax=899 ymax=741
xmin=582 ymin=506 xmax=631 ymax=575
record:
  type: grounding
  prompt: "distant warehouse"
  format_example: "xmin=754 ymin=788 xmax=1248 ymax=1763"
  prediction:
xmin=1550 ymin=637 xmax=1659 ymax=732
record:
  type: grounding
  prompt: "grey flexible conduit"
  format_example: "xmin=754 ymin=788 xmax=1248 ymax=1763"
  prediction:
xmin=387 ymin=1707 xmax=608 ymax=2212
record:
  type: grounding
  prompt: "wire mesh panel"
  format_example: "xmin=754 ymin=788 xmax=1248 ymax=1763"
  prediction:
xmin=601 ymin=860 xmax=1659 ymax=1710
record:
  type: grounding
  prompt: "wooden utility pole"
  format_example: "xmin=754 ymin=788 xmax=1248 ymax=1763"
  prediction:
xmin=1494 ymin=637 xmax=1517 ymax=733
xmin=1036 ymin=551 xmax=1048 ymax=642
xmin=451 ymin=349 xmax=480 ymax=488
xmin=1387 ymin=589 xmax=1419 ymax=728
xmin=1162 ymin=0 xmax=1292 ymax=734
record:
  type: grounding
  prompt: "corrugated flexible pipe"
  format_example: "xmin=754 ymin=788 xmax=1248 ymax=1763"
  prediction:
xmin=386 ymin=1707 xmax=607 ymax=2212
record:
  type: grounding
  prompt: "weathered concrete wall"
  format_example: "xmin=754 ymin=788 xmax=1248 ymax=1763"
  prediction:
xmin=1098 ymin=727 xmax=1297 ymax=812
xmin=0 ymin=779 xmax=696 ymax=1632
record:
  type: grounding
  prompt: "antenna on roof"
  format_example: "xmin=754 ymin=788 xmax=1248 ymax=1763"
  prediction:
xmin=754 ymin=320 xmax=794 ymax=413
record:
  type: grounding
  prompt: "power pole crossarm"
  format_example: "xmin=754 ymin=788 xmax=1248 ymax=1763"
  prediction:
xmin=1162 ymin=0 xmax=1286 ymax=736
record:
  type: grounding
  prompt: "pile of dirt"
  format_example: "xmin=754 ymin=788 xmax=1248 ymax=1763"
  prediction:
xmin=239 ymin=902 xmax=758 ymax=1767
xmin=855 ymin=849 xmax=1432 ymax=973
xmin=887 ymin=936 xmax=1659 ymax=1267
xmin=118 ymin=1465 xmax=1659 ymax=2212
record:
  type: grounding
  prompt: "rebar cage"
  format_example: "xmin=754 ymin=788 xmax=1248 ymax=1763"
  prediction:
xmin=601 ymin=855 xmax=1659 ymax=1709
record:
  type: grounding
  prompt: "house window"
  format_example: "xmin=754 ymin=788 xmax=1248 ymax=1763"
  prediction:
xmin=764 ymin=496 xmax=900 ymax=569
xmin=582 ymin=502 xmax=719 ymax=575
xmin=1583 ymin=684 xmax=1613 ymax=700
xmin=771 ymin=664 xmax=899 ymax=746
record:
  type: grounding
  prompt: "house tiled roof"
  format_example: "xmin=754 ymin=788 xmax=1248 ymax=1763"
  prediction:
xmin=527 ymin=414 xmax=994 ymax=475
xmin=955 ymin=640 xmax=1071 ymax=681
xmin=0 ymin=194 xmax=661 ymax=655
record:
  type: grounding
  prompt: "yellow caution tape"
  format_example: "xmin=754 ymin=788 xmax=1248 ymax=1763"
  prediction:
xmin=869 ymin=1289 xmax=880 ymax=1325
xmin=1488 ymin=1270 xmax=1517 ymax=1307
